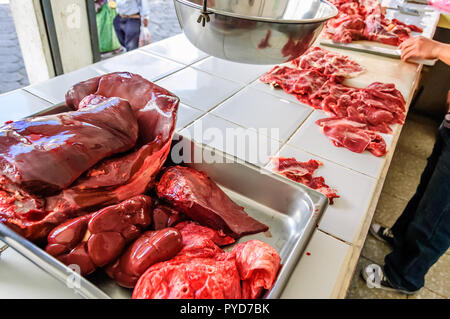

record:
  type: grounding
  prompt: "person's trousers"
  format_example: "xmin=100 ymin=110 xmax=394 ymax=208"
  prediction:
xmin=113 ymin=15 xmax=141 ymax=51
xmin=383 ymin=122 xmax=450 ymax=292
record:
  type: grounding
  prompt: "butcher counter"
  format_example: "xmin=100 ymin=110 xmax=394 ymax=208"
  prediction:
xmin=0 ymin=13 xmax=442 ymax=297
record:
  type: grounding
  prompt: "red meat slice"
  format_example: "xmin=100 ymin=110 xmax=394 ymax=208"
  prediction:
xmin=316 ymin=117 xmax=387 ymax=156
xmin=271 ymin=157 xmax=339 ymax=204
xmin=292 ymin=46 xmax=365 ymax=78
xmin=156 ymin=166 xmax=269 ymax=238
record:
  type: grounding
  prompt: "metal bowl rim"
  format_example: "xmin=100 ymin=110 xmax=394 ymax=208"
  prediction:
xmin=174 ymin=0 xmax=338 ymax=24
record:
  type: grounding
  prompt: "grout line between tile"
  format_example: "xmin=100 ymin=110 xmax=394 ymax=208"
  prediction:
xmin=318 ymin=229 xmax=353 ymax=246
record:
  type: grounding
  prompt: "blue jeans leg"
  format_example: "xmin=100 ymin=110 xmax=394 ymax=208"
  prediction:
xmin=384 ymin=124 xmax=450 ymax=292
xmin=113 ymin=15 xmax=126 ymax=48
xmin=123 ymin=18 xmax=141 ymax=51
xmin=113 ymin=15 xmax=140 ymax=51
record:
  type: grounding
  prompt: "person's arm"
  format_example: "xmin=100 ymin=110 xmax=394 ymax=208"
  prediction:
xmin=140 ymin=0 xmax=150 ymax=27
xmin=399 ymin=37 xmax=450 ymax=66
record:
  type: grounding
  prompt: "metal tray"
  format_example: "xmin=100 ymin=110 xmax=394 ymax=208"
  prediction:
xmin=0 ymin=103 xmax=329 ymax=299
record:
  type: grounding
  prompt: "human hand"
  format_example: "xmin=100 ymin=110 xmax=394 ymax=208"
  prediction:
xmin=143 ymin=18 xmax=149 ymax=27
xmin=398 ymin=36 xmax=441 ymax=61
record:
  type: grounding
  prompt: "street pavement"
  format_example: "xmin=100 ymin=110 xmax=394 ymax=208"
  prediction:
xmin=0 ymin=3 xmax=29 ymax=94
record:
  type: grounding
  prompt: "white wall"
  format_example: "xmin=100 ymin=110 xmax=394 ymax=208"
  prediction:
xmin=9 ymin=0 xmax=55 ymax=84
xmin=9 ymin=0 xmax=95 ymax=84
xmin=50 ymin=0 xmax=93 ymax=73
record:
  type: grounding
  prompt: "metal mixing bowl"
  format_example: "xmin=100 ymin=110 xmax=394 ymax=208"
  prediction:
xmin=173 ymin=0 xmax=338 ymax=65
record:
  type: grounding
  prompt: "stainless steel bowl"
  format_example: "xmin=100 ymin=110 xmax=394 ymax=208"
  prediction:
xmin=173 ymin=0 xmax=338 ymax=65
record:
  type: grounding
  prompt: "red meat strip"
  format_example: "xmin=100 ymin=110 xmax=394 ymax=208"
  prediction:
xmin=156 ymin=166 xmax=269 ymax=238
xmin=316 ymin=117 xmax=387 ymax=156
xmin=45 ymin=195 xmax=153 ymax=275
xmin=271 ymin=157 xmax=340 ymax=204
xmin=324 ymin=0 xmax=423 ymax=46
xmin=292 ymin=46 xmax=365 ymax=78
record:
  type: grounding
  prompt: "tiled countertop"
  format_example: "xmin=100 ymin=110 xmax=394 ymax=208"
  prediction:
xmin=0 ymin=33 xmax=425 ymax=299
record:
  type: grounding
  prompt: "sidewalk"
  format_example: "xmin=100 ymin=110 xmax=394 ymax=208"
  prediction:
xmin=0 ymin=2 xmax=29 ymax=94
xmin=0 ymin=0 xmax=181 ymax=95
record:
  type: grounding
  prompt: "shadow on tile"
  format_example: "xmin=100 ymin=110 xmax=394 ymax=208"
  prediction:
xmin=361 ymin=235 xmax=391 ymax=266
xmin=423 ymin=253 xmax=450 ymax=297
xmin=397 ymin=114 xmax=438 ymax=159
xmin=407 ymin=287 xmax=446 ymax=299
xmin=373 ymin=191 xmax=408 ymax=228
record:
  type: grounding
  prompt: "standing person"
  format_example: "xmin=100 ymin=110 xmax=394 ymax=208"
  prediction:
xmin=362 ymin=37 xmax=450 ymax=294
xmin=113 ymin=0 xmax=150 ymax=51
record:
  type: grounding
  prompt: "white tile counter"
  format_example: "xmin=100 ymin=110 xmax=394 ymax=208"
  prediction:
xmin=0 ymin=32 xmax=426 ymax=299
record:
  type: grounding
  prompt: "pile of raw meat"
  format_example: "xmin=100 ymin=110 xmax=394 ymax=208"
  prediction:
xmin=270 ymin=157 xmax=339 ymax=204
xmin=260 ymin=46 xmax=407 ymax=157
xmin=0 ymin=72 xmax=280 ymax=299
xmin=324 ymin=0 xmax=423 ymax=46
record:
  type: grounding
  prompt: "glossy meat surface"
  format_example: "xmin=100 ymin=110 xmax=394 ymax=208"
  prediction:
xmin=156 ymin=166 xmax=269 ymax=238
xmin=0 ymin=72 xmax=179 ymax=241
xmin=106 ymin=228 xmax=183 ymax=288
xmin=46 ymin=195 xmax=153 ymax=275
xmin=0 ymin=98 xmax=138 ymax=196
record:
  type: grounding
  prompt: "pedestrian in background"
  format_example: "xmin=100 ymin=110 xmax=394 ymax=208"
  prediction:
xmin=113 ymin=0 xmax=150 ymax=51
xmin=96 ymin=0 xmax=121 ymax=54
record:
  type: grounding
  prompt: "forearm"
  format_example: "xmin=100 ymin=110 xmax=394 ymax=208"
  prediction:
xmin=434 ymin=42 xmax=450 ymax=66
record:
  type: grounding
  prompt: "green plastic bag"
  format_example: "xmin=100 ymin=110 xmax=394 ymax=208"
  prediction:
xmin=96 ymin=3 xmax=121 ymax=53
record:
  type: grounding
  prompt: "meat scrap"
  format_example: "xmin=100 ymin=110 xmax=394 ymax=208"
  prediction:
xmin=323 ymin=0 xmax=423 ymax=46
xmin=132 ymin=222 xmax=281 ymax=299
xmin=270 ymin=157 xmax=340 ymax=204
xmin=156 ymin=166 xmax=269 ymax=239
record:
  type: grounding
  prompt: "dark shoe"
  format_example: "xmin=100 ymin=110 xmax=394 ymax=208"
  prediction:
xmin=370 ymin=223 xmax=394 ymax=247
xmin=361 ymin=263 xmax=418 ymax=295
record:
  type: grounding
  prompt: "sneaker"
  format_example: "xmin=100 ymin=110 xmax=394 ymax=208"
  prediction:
xmin=361 ymin=263 xmax=418 ymax=295
xmin=370 ymin=223 xmax=395 ymax=247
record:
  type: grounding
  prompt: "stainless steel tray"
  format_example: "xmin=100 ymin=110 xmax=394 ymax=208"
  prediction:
xmin=0 ymin=103 xmax=329 ymax=299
